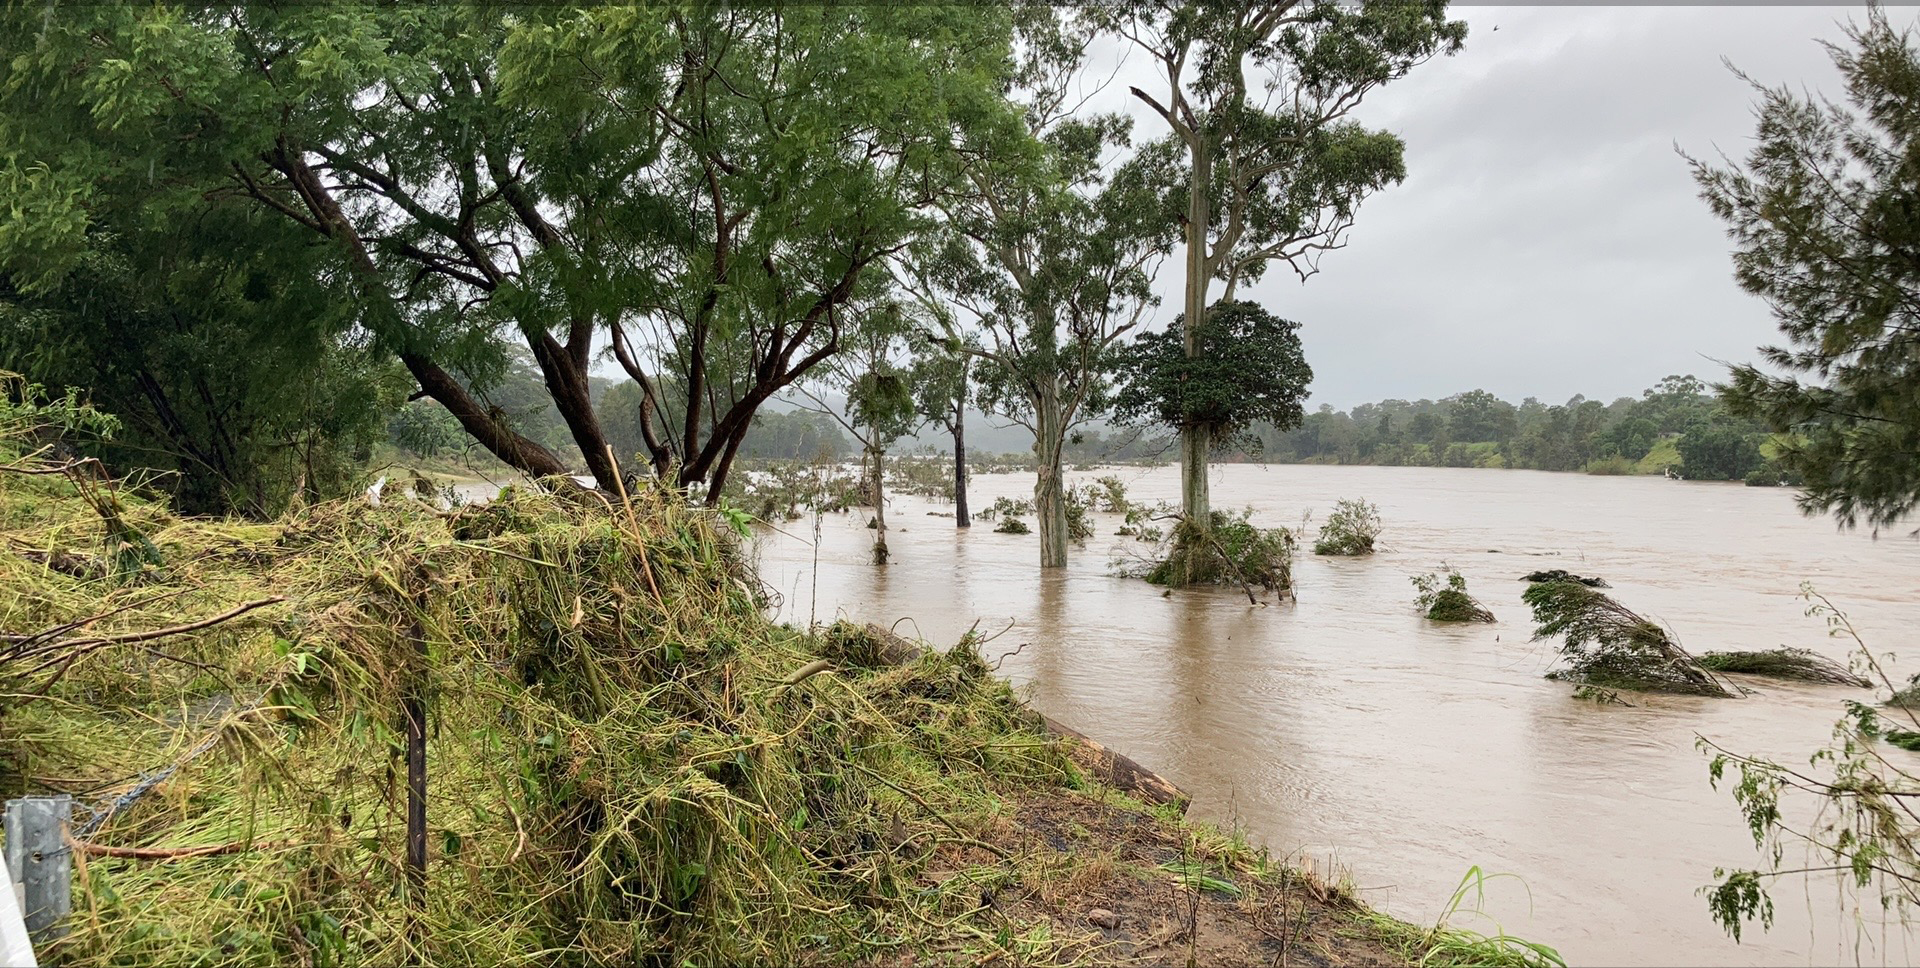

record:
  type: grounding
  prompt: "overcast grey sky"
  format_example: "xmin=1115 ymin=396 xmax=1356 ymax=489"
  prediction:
xmin=1110 ymin=5 xmax=1881 ymax=410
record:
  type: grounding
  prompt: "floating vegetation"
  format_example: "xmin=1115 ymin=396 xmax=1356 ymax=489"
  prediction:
xmin=1412 ymin=571 xmax=1495 ymax=623
xmin=1312 ymin=497 xmax=1381 ymax=556
xmin=1523 ymin=581 xmax=1740 ymax=697
xmin=1519 ymin=569 xmax=1609 ymax=588
xmin=1886 ymin=730 xmax=1920 ymax=752
xmin=1697 ymin=648 xmax=1870 ymax=687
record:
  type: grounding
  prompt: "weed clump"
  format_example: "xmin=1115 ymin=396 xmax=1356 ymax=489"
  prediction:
xmin=1412 ymin=572 xmax=1495 ymax=623
xmin=1523 ymin=581 xmax=1740 ymax=697
xmin=1697 ymin=648 xmax=1870 ymax=687
xmin=1313 ymin=498 xmax=1381 ymax=556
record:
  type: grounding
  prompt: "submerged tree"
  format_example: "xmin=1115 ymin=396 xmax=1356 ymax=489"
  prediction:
xmin=1689 ymin=7 xmax=1920 ymax=531
xmin=799 ymin=299 xmax=919 ymax=564
xmin=1094 ymin=0 xmax=1466 ymax=533
xmin=906 ymin=7 xmax=1166 ymax=568
xmin=910 ymin=340 xmax=976 ymax=528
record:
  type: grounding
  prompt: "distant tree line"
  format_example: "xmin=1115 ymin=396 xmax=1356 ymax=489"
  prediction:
xmin=1237 ymin=375 xmax=1786 ymax=483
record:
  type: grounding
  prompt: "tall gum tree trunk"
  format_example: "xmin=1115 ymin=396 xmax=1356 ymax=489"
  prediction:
xmin=1034 ymin=383 xmax=1068 ymax=569
xmin=1180 ymin=141 xmax=1213 ymax=527
xmin=867 ymin=442 xmax=889 ymax=564
xmin=953 ymin=406 xmax=970 ymax=528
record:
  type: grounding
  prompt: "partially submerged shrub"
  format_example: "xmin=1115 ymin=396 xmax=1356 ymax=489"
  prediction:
xmin=1520 ymin=569 xmax=1608 ymax=588
xmin=1083 ymin=475 xmax=1132 ymax=514
xmin=1141 ymin=509 xmax=1294 ymax=598
xmin=1313 ymin=497 xmax=1381 ymax=556
xmin=1524 ymin=581 xmax=1740 ymax=697
xmin=1697 ymin=648 xmax=1870 ymax=687
xmin=1063 ymin=487 xmax=1095 ymax=543
xmin=981 ymin=496 xmax=1032 ymax=534
xmin=1411 ymin=571 xmax=1495 ymax=623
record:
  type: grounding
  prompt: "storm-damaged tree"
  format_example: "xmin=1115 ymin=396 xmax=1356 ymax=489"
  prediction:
xmin=797 ymin=295 xmax=920 ymax=564
xmin=0 ymin=4 xmax=1016 ymax=500
xmin=903 ymin=7 xmax=1167 ymax=568
xmin=1092 ymin=0 xmax=1466 ymax=536
xmin=909 ymin=337 xmax=978 ymax=528
xmin=1688 ymin=7 xmax=1920 ymax=533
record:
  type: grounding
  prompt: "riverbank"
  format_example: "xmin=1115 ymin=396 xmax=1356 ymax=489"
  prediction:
xmin=0 ymin=439 xmax=1533 ymax=965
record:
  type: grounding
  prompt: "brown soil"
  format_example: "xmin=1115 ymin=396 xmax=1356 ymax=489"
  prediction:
xmin=882 ymin=786 xmax=1409 ymax=967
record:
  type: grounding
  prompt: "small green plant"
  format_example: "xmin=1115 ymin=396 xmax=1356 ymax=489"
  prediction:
xmin=1313 ymin=497 xmax=1381 ymax=556
xmin=1411 ymin=571 xmax=1494 ymax=623
xmin=1698 ymin=586 xmax=1920 ymax=947
xmin=1363 ymin=866 xmax=1564 ymax=967
xmin=1085 ymin=476 xmax=1132 ymax=514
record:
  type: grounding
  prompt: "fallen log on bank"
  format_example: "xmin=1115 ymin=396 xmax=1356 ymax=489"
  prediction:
xmin=859 ymin=623 xmax=1192 ymax=812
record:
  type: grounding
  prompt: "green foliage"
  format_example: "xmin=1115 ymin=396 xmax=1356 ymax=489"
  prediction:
xmin=1676 ymin=417 xmax=1765 ymax=481
xmin=1112 ymin=300 xmax=1312 ymax=445
xmin=1141 ymin=509 xmax=1295 ymax=597
xmin=1313 ymin=498 xmax=1381 ymax=556
xmin=0 ymin=4 xmax=1019 ymax=494
xmin=1689 ymin=10 xmax=1920 ymax=531
xmin=1237 ymin=377 xmax=1781 ymax=477
xmin=1698 ymin=586 xmax=1920 ymax=946
xmin=0 ymin=217 xmax=405 ymax=517
xmin=1411 ymin=572 xmax=1494 ymax=623
xmin=1696 ymin=648 xmax=1870 ymax=687
xmin=1524 ymin=582 xmax=1737 ymax=697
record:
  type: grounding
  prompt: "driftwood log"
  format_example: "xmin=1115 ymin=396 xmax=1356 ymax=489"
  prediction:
xmin=861 ymin=624 xmax=1192 ymax=813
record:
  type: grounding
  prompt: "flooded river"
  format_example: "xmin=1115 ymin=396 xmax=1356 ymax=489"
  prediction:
xmin=749 ymin=463 xmax=1920 ymax=967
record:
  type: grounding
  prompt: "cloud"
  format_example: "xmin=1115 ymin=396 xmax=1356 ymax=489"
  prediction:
xmin=1118 ymin=5 xmax=1875 ymax=408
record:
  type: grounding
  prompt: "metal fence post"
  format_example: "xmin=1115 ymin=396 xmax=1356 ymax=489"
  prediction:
xmin=4 ymin=795 xmax=72 ymax=943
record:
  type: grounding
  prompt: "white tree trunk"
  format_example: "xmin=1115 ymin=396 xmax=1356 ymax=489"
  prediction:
xmin=867 ymin=442 xmax=889 ymax=564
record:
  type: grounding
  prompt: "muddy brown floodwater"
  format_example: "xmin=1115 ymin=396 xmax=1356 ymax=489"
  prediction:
xmin=748 ymin=463 xmax=1920 ymax=967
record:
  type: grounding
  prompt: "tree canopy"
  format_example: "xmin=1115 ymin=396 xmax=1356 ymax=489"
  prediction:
xmin=1112 ymin=299 xmax=1312 ymax=448
xmin=1689 ymin=7 xmax=1920 ymax=531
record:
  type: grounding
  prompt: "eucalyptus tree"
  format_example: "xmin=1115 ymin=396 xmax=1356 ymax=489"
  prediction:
xmin=1092 ymin=0 xmax=1466 ymax=527
xmin=0 ymin=4 xmax=1017 ymax=499
xmin=906 ymin=10 xmax=1167 ymax=568
xmin=909 ymin=340 xmax=977 ymax=528
xmin=797 ymin=297 xmax=919 ymax=564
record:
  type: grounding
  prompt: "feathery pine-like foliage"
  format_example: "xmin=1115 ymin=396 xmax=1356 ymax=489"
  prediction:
xmin=1690 ymin=9 xmax=1920 ymax=531
xmin=1523 ymin=582 xmax=1738 ymax=697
